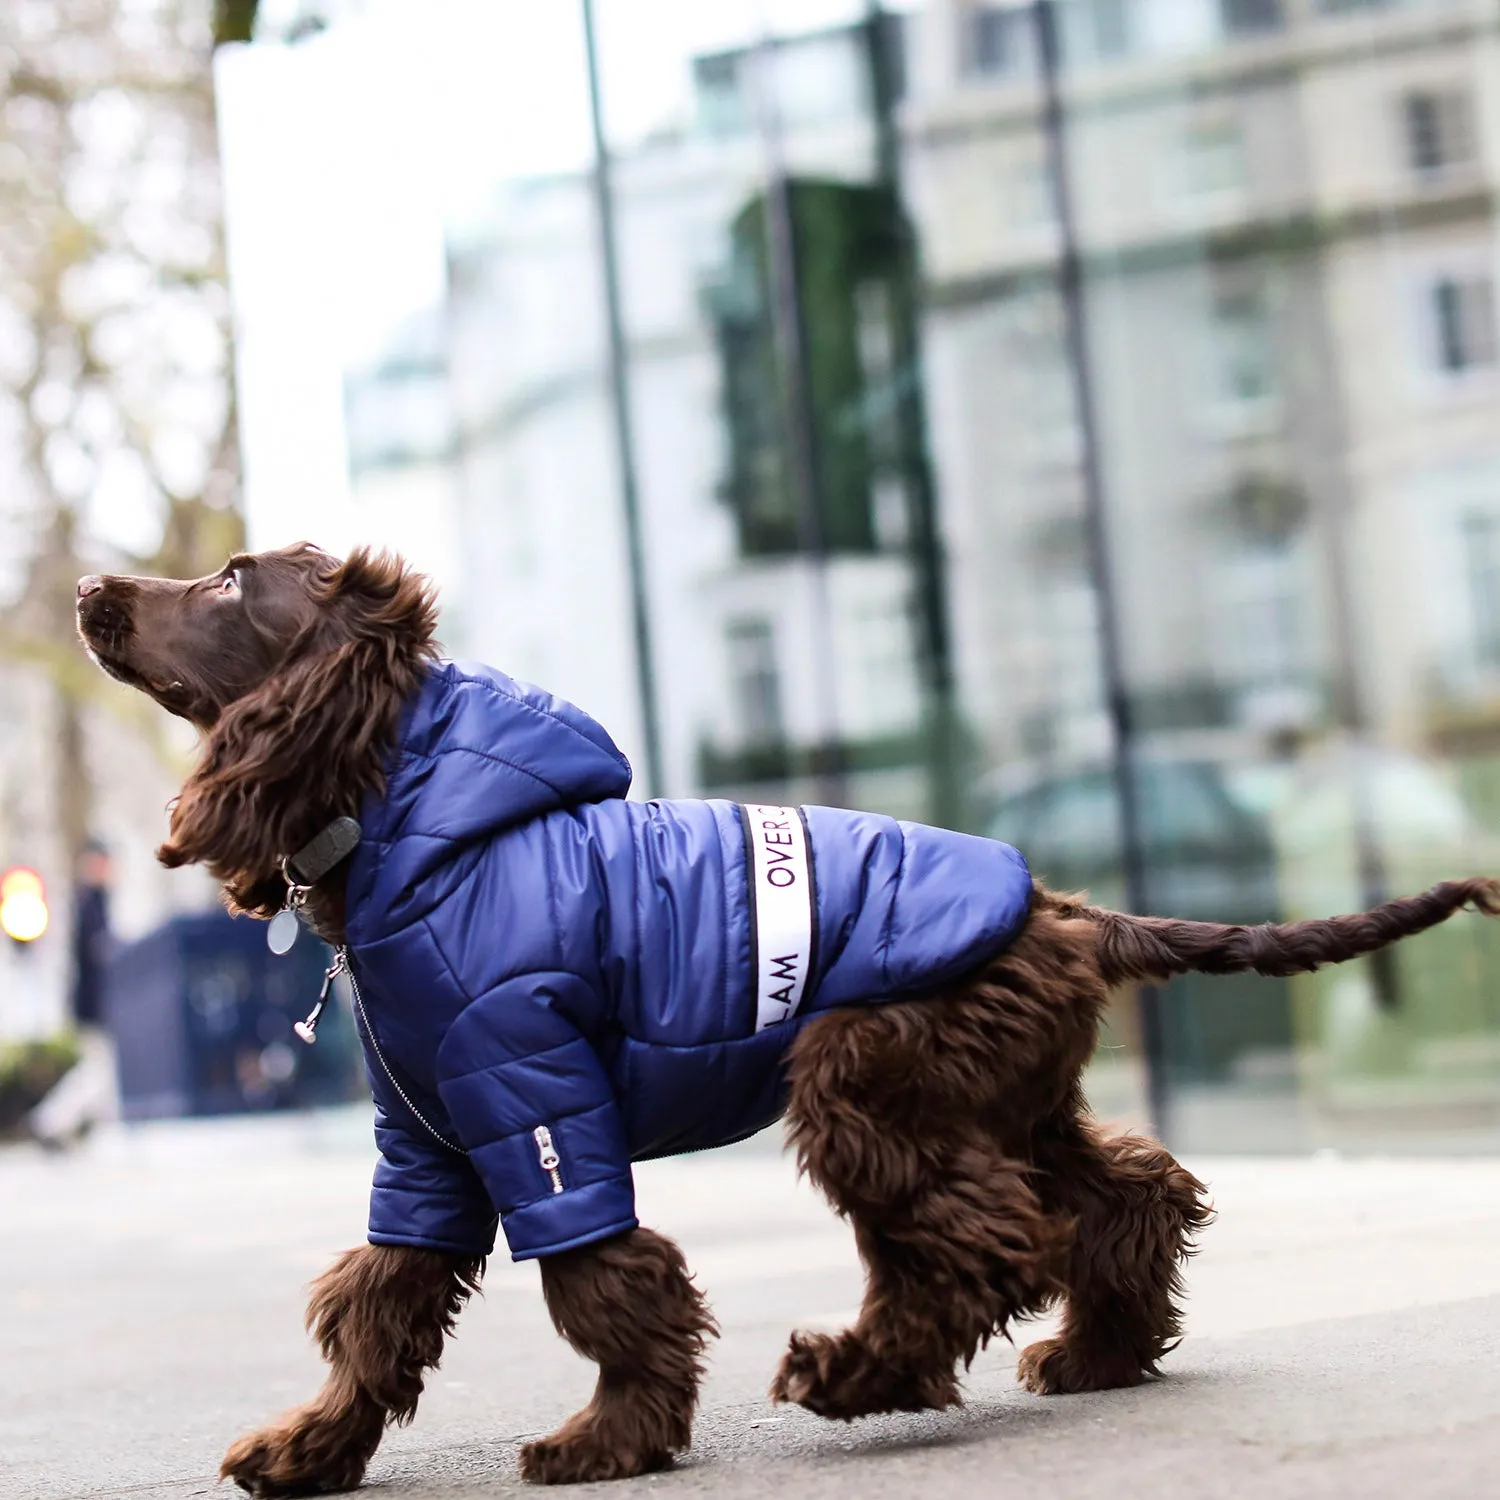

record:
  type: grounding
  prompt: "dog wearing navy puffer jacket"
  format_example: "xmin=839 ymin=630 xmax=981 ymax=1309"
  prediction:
xmin=76 ymin=542 xmax=1500 ymax=1491
xmin=350 ymin=657 xmax=1032 ymax=1264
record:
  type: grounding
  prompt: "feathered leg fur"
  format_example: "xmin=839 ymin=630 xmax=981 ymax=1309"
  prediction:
xmin=221 ymin=1244 xmax=481 ymax=1498
xmin=520 ymin=1227 xmax=718 ymax=1484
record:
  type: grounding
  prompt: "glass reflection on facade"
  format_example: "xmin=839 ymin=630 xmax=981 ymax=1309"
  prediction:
xmin=344 ymin=0 xmax=1500 ymax=1151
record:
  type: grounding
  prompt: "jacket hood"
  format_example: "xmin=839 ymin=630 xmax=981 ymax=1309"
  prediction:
xmin=375 ymin=660 xmax=632 ymax=841
xmin=348 ymin=662 xmax=632 ymax=934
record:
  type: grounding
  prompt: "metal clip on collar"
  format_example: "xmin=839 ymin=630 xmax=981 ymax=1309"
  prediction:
xmin=296 ymin=947 xmax=349 ymax=1045
xmin=266 ymin=816 xmax=363 ymax=1043
xmin=266 ymin=858 xmax=311 ymax=957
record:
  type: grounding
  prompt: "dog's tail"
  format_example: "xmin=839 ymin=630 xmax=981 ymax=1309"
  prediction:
xmin=1079 ymin=876 xmax=1500 ymax=987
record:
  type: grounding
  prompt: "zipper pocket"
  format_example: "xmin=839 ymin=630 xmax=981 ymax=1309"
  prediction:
xmin=533 ymin=1125 xmax=564 ymax=1194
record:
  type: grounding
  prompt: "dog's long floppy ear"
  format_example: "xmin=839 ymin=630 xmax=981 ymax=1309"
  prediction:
xmin=157 ymin=548 xmax=440 ymax=917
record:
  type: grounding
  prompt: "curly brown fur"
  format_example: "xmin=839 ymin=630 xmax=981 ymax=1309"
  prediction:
xmin=524 ymin=1227 xmax=718 ymax=1484
xmin=221 ymin=1245 xmax=482 ymax=1498
xmin=773 ymin=901 xmax=1098 ymax=1418
xmin=77 ymin=542 xmax=437 ymax=936
xmin=769 ymin=882 xmax=1490 ymax=1419
xmin=1079 ymin=876 xmax=1500 ymax=985
xmin=79 ymin=545 xmax=1499 ymax=1482
xmin=1020 ymin=1099 xmax=1215 ymax=1394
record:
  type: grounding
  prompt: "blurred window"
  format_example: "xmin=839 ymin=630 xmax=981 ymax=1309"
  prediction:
xmin=344 ymin=372 xmax=452 ymax=473
xmin=726 ymin=618 xmax=784 ymax=747
xmin=854 ymin=279 xmax=896 ymax=457
xmin=1041 ymin=576 xmax=1105 ymax=716
xmin=1211 ymin=292 xmax=1277 ymax=404
xmin=1463 ymin=513 xmax=1500 ymax=669
xmin=344 ymin=309 xmax=453 ymax=473
xmin=966 ymin=5 xmax=1034 ymax=79
xmin=1403 ymin=89 xmax=1475 ymax=179
xmin=855 ymin=280 xmax=894 ymax=384
xmin=1135 ymin=0 xmax=1223 ymax=55
xmin=1078 ymin=0 xmax=1134 ymax=59
xmin=1216 ymin=543 xmax=1303 ymax=689
xmin=715 ymin=182 xmax=904 ymax=557
xmin=850 ymin=598 xmax=921 ymax=735
xmin=1429 ymin=275 xmax=1497 ymax=373
xmin=694 ymin=52 xmax=749 ymax=138
xmin=1010 ymin=156 xmax=1057 ymax=228
xmin=853 ymin=278 xmax=904 ymax=506
xmin=1180 ymin=120 xmax=1248 ymax=200
xmin=774 ymin=31 xmax=867 ymax=130
xmin=871 ymin=473 xmax=910 ymax=549
xmin=1219 ymin=0 xmax=1284 ymax=35
xmin=1011 ymin=291 xmax=1078 ymax=453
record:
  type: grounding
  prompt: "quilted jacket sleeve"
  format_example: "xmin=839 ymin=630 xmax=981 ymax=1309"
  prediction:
xmin=435 ymin=971 xmax=638 ymax=1261
xmin=367 ymin=1099 xmax=499 ymax=1256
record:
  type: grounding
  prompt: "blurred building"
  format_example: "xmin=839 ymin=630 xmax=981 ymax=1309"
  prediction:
xmin=908 ymin=0 xmax=1500 ymax=778
xmin=901 ymin=0 xmax=1500 ymax=1132
xmin=436 ymin=2 xmax=1500 ymax=801
xmin=343 ymin=306 xmax=468 ymax=645
xmin=445 ymin=19 xmax=933 ymax=814
xmin=228 ymin=0 xmax=1500 ymax=1148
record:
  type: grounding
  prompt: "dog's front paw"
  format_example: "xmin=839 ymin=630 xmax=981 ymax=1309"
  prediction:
xmin=770 ymin=1330 xmax=960 ymax=1420
xmin=519 ymin=1420 xmax=672 ymax=1485
xmin=220 ymin=1409 xmax=381 ymax=1498
xmin=1017 ymin=1336 xmax=1148 ymax=1396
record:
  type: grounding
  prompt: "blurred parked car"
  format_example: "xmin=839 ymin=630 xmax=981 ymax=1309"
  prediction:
xmin=984 ymin=758 xmax=1293 ymax=1086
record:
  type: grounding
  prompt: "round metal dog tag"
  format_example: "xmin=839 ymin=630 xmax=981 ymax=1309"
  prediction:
xmin=267 ymin=908 xmax=299 ymax=955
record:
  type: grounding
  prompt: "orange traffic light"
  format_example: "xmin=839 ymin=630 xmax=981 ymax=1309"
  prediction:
xmin=0 ymin=866 xmax=49 ymax=943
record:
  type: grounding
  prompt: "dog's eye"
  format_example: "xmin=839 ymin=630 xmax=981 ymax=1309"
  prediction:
xmin=218 ymin=570 xmax=241 ymax=596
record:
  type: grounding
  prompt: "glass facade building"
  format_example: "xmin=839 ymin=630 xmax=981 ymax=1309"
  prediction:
xmin=343 ymin=0 xmax=1500 ymax=1151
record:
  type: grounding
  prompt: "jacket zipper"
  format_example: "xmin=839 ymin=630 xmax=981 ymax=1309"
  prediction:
xmin=533 ymin=1126 xmax=564 ymax=1194
xmin=346 ymin=948 xmax=567 ymax=1193
xmin=346 ymin=951 xmax=467 ymax=1157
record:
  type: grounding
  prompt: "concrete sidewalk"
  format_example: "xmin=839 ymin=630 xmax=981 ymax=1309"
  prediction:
xmin=3 ymin=1112 xmax=1499 ymax=1499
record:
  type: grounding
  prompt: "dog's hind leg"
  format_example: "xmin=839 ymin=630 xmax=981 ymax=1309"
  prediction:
xmin=221 ymin=1245 xmax=481 ymax=1498
xmin=773 ymin=1138 xmax=1066 ymax=1419
xmin=1018 ymin=1108 xmax=1212 ymax=1395
xmin=771 ymin=1009 xmax=1070 ymax=1420
xmin=520 ymin=1226 xmax=717 ymax=1485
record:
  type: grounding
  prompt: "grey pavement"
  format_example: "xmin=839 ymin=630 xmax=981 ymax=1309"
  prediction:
xmin=3 ymin=1109 xmax=1500 ymax=1500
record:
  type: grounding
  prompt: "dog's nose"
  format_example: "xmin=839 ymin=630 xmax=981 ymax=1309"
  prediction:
xmin=77 ymin=575 xmax=104 ymax=599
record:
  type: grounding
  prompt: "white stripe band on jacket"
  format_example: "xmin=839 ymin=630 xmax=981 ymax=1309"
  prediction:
xmin=743 ymin=803 xmax=815 ymax=1032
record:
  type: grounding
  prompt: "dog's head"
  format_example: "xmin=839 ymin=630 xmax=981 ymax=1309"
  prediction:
xmin=78 ymin=542 xmax=439 ymax=914
xmin=79 ymin=543 xmax=347 ymax=728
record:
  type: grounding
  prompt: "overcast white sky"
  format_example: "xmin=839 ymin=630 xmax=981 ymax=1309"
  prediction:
xmin=216 ymin=0 xmax=915 ymax=554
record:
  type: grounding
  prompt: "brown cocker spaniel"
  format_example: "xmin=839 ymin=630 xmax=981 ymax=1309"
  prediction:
xmin=77 ymin=544 xmax=1498 ymax=1493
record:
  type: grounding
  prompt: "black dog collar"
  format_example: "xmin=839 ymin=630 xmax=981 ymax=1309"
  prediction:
xmin=268 ymin=816 xmax=362 ymax=960
xmin=285 ymin=815 xmax=363 ymax=888
xmin=269 ymin=816 xmax=364 ymax=1045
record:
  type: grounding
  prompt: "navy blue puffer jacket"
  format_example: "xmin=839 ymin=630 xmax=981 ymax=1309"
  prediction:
xmin=343 ymin=662 xmax=1032 ymax=1261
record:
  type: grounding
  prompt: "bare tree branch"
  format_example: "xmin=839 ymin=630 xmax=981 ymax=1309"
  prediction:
xmin=0 ymin=0 xmax=247 ymax=863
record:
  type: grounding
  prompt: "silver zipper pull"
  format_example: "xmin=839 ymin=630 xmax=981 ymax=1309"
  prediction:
xmin=533 ymin=1125 xmax=564 ymax=1194
xmin=295 ymin=948 xmax=348 ymax=1045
